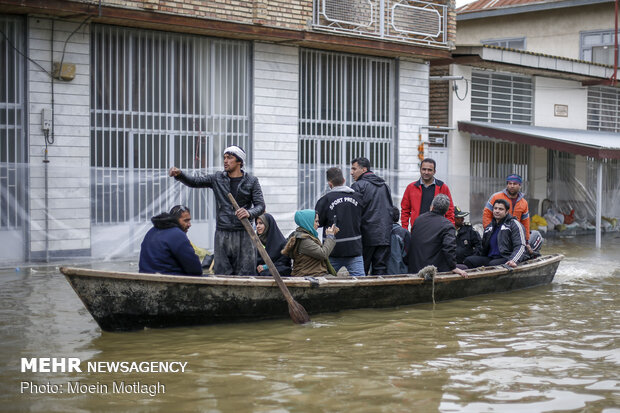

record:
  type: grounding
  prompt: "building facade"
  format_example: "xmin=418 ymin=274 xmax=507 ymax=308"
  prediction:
xmin=0 ymin=0 xmax=455 ymax=263
xmin=430 ymin=0 xmax=620 ymax=226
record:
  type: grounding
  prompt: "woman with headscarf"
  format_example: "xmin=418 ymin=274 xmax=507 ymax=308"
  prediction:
xmin=281 ymin=209 xmax=339 ymax=277
xmin=255 ymin=213 xmax=291 ymax=277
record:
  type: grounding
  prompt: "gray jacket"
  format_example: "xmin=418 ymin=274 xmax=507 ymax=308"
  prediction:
xmin=175 ymin=170 xmax=265 ymax=231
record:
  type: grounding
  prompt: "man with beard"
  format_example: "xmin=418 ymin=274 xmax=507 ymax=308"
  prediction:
xmin=464 ymin=199 xmax=527 ymax=269
xmin=350 ymin=157 xmax=394 ymax=275
xmin=401 ymin=158 xmax=455 ymax=230
xmin=139 ymin=205 xmax=203 ymax=276
xmin=483 ymin=174 xmax=531 ymax=250
xmin=169 ymin=145 xmax=265 ymax=275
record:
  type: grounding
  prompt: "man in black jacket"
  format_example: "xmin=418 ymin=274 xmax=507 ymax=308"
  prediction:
xmin=315 ymin=167 xmax=365 ymax=276
xmin=463 ymin=199 xmax=526 ymax=269
xmin=350 ymin=157 xmax=393 ymax=275
xmin=454 ymin=206 xmax=482 ymax=264
xmin=169 ymin=145 xmax=265 ymax=275
xmin=408 ymin=194 xmax=468 ymax=277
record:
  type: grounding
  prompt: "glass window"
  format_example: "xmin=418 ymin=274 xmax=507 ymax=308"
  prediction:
xmin=581 ymin=29 xmax=619 ymax=65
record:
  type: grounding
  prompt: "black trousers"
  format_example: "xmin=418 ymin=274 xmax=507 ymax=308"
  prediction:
xmin=463 ymin=255 xmax=507 ymax=269
xmin=362 ymin=245 xmax=390 ymax=275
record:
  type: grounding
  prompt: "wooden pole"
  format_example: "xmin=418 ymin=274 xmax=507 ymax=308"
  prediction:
xmin=227 ymin=193 xmax=310 ymax=324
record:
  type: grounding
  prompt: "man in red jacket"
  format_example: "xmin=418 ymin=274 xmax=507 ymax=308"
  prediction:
xmin=400 ymin=158 xmax=455 ymax=230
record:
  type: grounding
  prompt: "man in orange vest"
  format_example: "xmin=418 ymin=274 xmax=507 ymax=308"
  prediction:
xmin=483 ymin=174 xmax=533 ymax=254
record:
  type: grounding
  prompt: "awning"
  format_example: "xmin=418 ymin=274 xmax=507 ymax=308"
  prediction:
xmin=458 ymin=121 xmax=620 ymax=159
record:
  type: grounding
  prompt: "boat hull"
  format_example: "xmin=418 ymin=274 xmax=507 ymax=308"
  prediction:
xmin=61 ymin=254 xmax=562 ymax=331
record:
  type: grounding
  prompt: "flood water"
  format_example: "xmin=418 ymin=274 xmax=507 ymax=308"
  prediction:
xmin=0 ymin=235 xmax=618 ymax=412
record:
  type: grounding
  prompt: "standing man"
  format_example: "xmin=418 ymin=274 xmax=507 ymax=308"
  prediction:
xmin=483 ymin=174 xmax=531 ymax=247
xmin=401 ymin=158 xmax=455 ymax=230
xmin=315 ymin=167 xmax=365 ymax=276
xmin=408 ymin=194 xmax=467 ymax=277
xmin=454 ymin=206 xmax=482 ymax=264
xmin=139 ymin=205 xmax=203 ymax=276
xmin=350 ymin=157 xmax=393 ymax=275
xmin=169 ymin=145 xmax=265 ymax=275
xmin=464 ymin=199 xmax=526 ymax=269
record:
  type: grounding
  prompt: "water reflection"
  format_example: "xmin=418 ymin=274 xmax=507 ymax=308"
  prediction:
xmin=0 ymin=234 xmax=618 ymax=412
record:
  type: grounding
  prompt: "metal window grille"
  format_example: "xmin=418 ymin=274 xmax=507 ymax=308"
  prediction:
xmin=299 ymin=49 xmax=396 ymax=209
xmin=314 ymin=0 xmax=448 ymax=48
xmin=469 ymin=139 xmax=529 ymax=223
xmin=0 ymin=16 xmax=26 ymax=230
xmin=471 ymin=71 xmax=533 ymax=125
xmin=587 ymin=86 xmax=620 ymax=132
xmin=91 ymin=25 xmax=251 ymax=224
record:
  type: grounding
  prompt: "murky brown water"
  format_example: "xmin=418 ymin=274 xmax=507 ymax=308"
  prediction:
xmin=1 ymin=235 xmax=618 ymax=412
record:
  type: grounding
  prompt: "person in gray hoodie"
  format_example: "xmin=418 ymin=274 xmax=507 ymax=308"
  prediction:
xmin=315 ymin=167 xmax=365 ymax=276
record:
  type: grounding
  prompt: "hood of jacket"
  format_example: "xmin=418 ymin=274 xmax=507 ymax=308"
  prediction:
xmin=359 ymin=172 xmax=386 ymax=187
xmin=330 ymin=185 xmax=355 ymax=193
xmin=151 ymin=213 xmax=182 ymax=230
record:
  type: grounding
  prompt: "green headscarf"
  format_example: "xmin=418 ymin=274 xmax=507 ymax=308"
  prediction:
xmin=295 ymin=209 xmax=318 ymax=238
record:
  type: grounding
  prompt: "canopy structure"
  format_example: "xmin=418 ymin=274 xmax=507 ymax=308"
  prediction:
xmin=459 ymin=121 xmax=620 ymax=247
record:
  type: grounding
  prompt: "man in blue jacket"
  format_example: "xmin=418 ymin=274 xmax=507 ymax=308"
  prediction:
xmin=169 ymin=145 xmax=265 ymax=275
xmin=139 ymin=205 xmax=203 ymax=276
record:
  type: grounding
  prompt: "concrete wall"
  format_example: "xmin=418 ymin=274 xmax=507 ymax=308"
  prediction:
xmin=397 ymin=59 xmax=430 ymax=202
xmin=533 ymin=77 xmax=588 ymax=129
xmin=457 ymin=3 xmax=614 ymax=59
xmin=252 ymin=42 xmax=299 ymax=237
xmin=28 ymin=17 xmax=91 ymax=260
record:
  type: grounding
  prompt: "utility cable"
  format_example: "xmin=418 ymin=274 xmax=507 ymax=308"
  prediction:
xmin=454 ymin=78 xmax=469 ymax=101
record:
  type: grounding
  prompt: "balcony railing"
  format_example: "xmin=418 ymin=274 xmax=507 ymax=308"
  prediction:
xmin=313 ymin=0 xmax=448 ymax=48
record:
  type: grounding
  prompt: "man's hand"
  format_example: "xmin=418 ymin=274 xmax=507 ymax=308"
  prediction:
xmin=453 ymin=268 xmax=468 ymax=278
xmin=506 ymin=260 xmax=517 ymax=268
xmin=169 ymin=167 xmax=181 ymax=177
xmin=235 ymin=208 xmax=250 ymax=220
xmin=526 ymin=244 xmax=534 ymax=255
xmin=257 ymin=265 xmax=264 ymax=273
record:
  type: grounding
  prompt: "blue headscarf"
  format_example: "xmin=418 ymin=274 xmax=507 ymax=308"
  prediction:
xmin=295 ymin=209 xmax=318 ymax=238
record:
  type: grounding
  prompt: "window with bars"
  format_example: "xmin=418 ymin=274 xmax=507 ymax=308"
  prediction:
xmin=0 ymin=16 xmax=26 ymax=230
xmin=471 ymin=71 xmax=533 ymax=125
xmin=587 ymin=86 xmax=620 ymax=132
xmin=298 ymin=49 xmax=396 ymax=209
xmin=91 ymin=25 xmax=251 ymax=224
xmin=469 ymin=139 xmax=529 ymax=223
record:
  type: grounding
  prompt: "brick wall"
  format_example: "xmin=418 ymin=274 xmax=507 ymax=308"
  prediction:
xmin=100 ymin=0 xmax=311 ymax=30
xmin=429 ymin=66 xmax=450 ymax=127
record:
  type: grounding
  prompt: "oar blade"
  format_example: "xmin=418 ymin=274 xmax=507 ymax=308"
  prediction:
xmin=288 ymin=300 xmax=311 ymax=324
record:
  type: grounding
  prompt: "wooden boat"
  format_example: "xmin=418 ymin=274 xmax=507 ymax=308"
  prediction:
xmin=60 ymin=254 xmax=563 ymax=332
